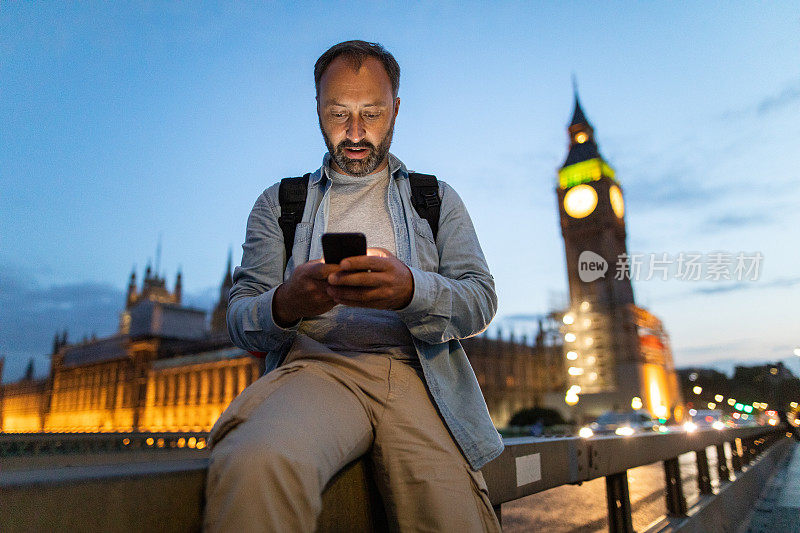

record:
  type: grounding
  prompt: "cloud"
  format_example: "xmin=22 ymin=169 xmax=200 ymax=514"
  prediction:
xmin=756 ymin=80 xmax=800 ymax=115
xmin=0 ymin=264 xmax=220 ymax=383
xmin=691 ymin=276 xmax=800 ymax=296
xmin=704 ymin=212 xmax=772 ymax=230
xmin=622 ymin=162 xmax=717 ymax=209
xmin=720 ymin=78 xmax=800 ymax=120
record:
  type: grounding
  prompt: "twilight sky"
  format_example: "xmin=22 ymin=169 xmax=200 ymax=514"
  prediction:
xmin=2 ymin=3 xmax=799 ymax=381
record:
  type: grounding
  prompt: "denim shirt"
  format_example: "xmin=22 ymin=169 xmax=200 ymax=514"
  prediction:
xmin=227 ymin=152 xmax=504 ymax=470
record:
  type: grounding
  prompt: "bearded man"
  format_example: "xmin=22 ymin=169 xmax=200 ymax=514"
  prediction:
xmin=204 ymin=40 xmax=502 ymax=532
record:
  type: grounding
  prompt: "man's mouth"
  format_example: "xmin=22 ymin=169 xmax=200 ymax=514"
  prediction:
xmin=343 ymin=147 xmax=369 ymax=159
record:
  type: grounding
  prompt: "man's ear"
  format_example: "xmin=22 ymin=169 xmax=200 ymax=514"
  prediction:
xmin=393 ymin=97 xmax=400 ymax=119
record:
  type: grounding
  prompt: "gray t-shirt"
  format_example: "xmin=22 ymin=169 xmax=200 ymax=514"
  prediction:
xmin=298 ymin=165 xmax=417 ymax=359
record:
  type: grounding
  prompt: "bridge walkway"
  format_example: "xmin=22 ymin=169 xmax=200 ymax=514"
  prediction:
xmin=745 ymin=440 xmax=800 ymax=533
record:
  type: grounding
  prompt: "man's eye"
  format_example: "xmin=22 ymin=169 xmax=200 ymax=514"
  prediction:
xmin=363 ymin=113 xmax=380 ymax=119
xmin=331 ymin=111 xmax=347 ymax=118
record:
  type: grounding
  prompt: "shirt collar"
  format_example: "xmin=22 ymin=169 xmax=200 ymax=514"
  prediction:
xmin=312 ymin=152 xmax=407 ymax=186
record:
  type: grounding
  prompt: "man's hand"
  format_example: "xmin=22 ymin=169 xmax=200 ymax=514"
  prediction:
xmin=326 ymin=248 xmax=414 ymax=310
xmin=273 ymin=259 xmax=341 ymax=327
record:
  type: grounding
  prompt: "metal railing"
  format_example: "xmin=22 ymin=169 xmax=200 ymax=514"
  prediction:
xmin=0 ymin=431 xmax=209 ymax=457
xmin=0 ymin=425 xmax=793 ymax=532
xmin=481 ymin=424 xmax=791 ymax=532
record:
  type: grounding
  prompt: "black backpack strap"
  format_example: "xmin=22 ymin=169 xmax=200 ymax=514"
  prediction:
xmin=409 ymin=172 xmax=441 ymax=240
xmin=278 ymin=174 xmax=310 ymax=260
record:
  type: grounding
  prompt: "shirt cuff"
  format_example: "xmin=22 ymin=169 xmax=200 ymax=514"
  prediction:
xmin=396 ymin=266 xmax=434 ymax=319
xmin=257 ymin=285 xmax=301 ymax=333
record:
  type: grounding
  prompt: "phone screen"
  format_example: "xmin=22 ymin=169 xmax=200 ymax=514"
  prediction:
xmin=321 ymin=232 xmax=367 ymax=264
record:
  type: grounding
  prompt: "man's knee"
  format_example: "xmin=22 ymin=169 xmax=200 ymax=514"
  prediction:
xmin=210 ymin=430 xmax=321 ymax=492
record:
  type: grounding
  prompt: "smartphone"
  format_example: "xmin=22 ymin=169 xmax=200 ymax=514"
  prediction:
xmin=321 ymin=232 xmax=367 ymax=264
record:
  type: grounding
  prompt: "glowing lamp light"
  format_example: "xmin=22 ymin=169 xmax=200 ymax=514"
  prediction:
xmin=589 ymin=372 xmax=598 ymax=380
xmin=565 ymin=392 xmax=580 ymax=406
xmin=580 ymin=301 xmax=591 ymax=312
xmin=579 ymin=427 xmax=594 ymax=438
xmin=715 ymin=395 xmax=723 ymax=402
xmin=683 ymin=421 xmax=698 ymax=433
xmin=689 ymin=409 xmax=697 ymax=417
xmin=568 ymin=366 xmax=585 ymax=376
xmin=769 ymin=419 xmax=778 ymax=426
xmin=609 ymin=185 xmax=625 ymax=218
xmin=728 ymin=398 xmax=736 ymax=406
xmin=566 ymin=351 xmax=578 ymax=360
xmin=615 ymin=426 xmax=635 ymax=436
xmin=583 ymin=318 xmax=591 ymax=327
xmin=693 ymin=386 xmax=702 ymax=395
xmin=732 ymin=412 xmax=740 ymax=419
xmin=791 ymin=402 xmax=798 ymax=409
xmin=569 ymin=385 xmax=582 ymax=394
xmin=744 ymin=405 xmax=754 ymax=414
xmin=712 ymin=421 xmax=725 ymax=430
xmin=631 ymin=397 xmax=643 ymax=410
xmin=584 ymin=337 xmax=593 ymax=347
xmin=708 ymin=402 xmax=716 ymax=409
xmin=654 ymin=405 xmax=668 ymax=418
xmin=575 ymin=132 xmax=588 ymax=144
xmin=565 ymin=333 xmax=577 ymax=342
xmin=146 ymin=438 xmax=154 ymax=446
xmin=735 ymin=403 xmax=744 ymax=411
xmin=563 ymin=313 xmax=575 ymax=325
xmin=563 ymin=184 xmax=598 ymax=218
xmin=586 ymin=356 xmax=596 ymax=364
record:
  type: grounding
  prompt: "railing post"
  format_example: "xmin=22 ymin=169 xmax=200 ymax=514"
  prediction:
xmin=605 ymin=471 xmax=634 ymax=533
xmin=740 ymin=437 xmax=751 ymax=467
xmin=694 ymin=448 xmax=713 ymax=495
xmin=731 ymin=439 xmax=743 ymax=472
xmin=663 ymin=457 xmax=687 ymax=516
xmin=715 ymin=443 xmax=730 ymax=482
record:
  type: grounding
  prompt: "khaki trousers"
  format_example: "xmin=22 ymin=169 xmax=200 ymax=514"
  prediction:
xmin=204 ymin=335 xmax=501 ymax=532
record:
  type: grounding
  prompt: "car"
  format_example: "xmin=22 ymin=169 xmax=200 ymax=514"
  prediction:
xmin=580 ymin=410 xmax=661 ymax=437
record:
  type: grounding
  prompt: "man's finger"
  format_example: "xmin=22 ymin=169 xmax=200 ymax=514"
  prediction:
xmin=305 ymin=262 xmax=341 ymax=279
xmin=327 ymin=286 xmax=388 ymax=306
xmin=340 ymin=255 xmax=392 ymax=272
xmin=366 ymin=247 xmax=393 ymax=258
xmin=328 ymin=270 xmax=386 ymax=287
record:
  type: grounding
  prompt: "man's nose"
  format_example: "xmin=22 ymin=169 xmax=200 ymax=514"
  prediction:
xmin=346 ymin=115 xmax=365 ymax=143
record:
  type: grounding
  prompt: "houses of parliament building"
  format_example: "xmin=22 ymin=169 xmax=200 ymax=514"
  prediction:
xmin=0 ymin=255 xmax=566 ymax=434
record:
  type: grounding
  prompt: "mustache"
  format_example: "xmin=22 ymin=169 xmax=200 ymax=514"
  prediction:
xmin=338 ymin=140 xmax=375 ymax=150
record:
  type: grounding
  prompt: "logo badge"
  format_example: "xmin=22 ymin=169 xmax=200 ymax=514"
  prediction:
xmin=578 ymin=251 xmax=608 ymax=282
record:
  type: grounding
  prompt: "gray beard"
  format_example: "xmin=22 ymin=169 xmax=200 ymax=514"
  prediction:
xmin=319 ymin=119 xmax=394 ymax=177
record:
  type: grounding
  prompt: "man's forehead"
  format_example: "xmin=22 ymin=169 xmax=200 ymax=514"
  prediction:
xmin=319 ymin=56 xmax=392 ymax=93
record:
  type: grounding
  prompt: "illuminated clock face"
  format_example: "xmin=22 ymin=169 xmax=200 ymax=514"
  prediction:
xmin=574 ymin=132 xmax=588 ymax=144
xmin=609 ymin=185 xmax=625 ymax=218
xmin=563 ymin=184 xmax=598 ymax=218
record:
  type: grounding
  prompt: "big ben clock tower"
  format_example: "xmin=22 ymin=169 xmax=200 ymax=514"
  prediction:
xmin=556 ymin=92 xmax=683 ymax=420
